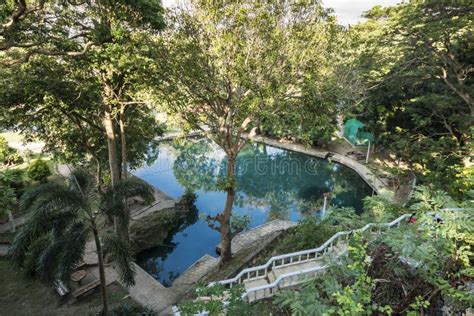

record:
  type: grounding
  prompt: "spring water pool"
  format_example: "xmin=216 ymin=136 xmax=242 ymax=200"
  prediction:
xmin=134 ymin=138 xmax=373 ymax=286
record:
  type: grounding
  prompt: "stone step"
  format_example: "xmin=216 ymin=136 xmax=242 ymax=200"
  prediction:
xmin=243 ymin=276 xmax=269 ymax=291
xmin=217 ymin=220 xmax=297 ymax=255
xmin=268 ymin=259 xmax=323 ymax=284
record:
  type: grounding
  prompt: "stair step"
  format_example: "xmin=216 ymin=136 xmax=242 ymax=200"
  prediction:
xmin=243 ymin=277 xmax=269 ymax=291
xmin=268 ymin=259 xmax=322 ymax=283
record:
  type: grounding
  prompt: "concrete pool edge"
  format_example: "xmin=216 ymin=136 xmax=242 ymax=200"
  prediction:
xmin=125 ymin=220 xmax=297 ymax=314
xmin=243 ymin=134 xmax=393 ymax=199
xmin=155 ymin=131 xmax=393 ymax=199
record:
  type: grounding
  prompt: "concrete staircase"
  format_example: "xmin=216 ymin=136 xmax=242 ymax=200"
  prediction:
xmin=208 ymin=214 xmax=410 ymax=302
xmin=240 ymin=242 xmax=347 ymax=302
xmin=172 ymin=214 xmax=413 ymax=315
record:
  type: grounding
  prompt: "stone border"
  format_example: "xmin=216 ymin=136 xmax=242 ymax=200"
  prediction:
xmin=246 ymin=134 xmax=391 ymax=196
xmin=156 ymin=131 xmax=390 ymax=195
xmin=126 ymin=132 xmax=394 ymax=313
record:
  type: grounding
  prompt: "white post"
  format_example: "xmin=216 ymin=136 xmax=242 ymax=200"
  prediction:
xmin=322 ymin=193 xmax=328 ymax=216
xmin=365 ymin=141 xmax=371 ymax=164
xmin=8 ymin=210 xmax=15 ymax=233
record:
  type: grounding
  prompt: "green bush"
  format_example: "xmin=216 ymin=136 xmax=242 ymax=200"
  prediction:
xmin=0 ymin=136 xmax=9 ymax=162
xmin=27 ymin=159 xmax=51 ymax=183
xmin=109 ymin=303 xmax=156 ymax=315
xmin=362 ymin=195 xmax=405 ymax=221
xmin=5 ymin=151 xmax=24 ymax=165
xmin=0 ymin=136 xmax=23 ymax=166
xmin=0 ymin=169 xmax=27 ymax=198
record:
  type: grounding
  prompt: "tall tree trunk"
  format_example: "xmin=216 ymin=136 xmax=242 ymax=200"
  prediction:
xmin=103 ymin=101 xmax=121 ymax=233
xmin=93 ymin=226 xmax=108 ymax=315
xmin=95 ymin=157 xmax=103 ymax=194
xmin=119 ymin=106 xmax=128 ymax=179
xmin=219 ymin=155 xmax=236 ymax=265
xmin=118 ymin=105 xmax=130 ymax=241
xmin=103 ymin=103 xmax=120 ymax=185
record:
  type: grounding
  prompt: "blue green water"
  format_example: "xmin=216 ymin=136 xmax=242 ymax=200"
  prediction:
xmin=135 ymin=138 xmax=373 ymax=286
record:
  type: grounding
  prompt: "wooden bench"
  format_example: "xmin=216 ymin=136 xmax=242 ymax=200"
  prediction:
xmin=72 ymin=279 xmax=100 ymax=299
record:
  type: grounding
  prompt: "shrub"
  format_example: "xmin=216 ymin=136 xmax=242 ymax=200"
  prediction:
xmin=109 ymin=303 xmax=156 ymax=315
xmin=0 ymin=136 xmax=23 ymax=166
xmin=362 ymin=195 xmax=405 ymax=221
xmin=27 ymin=159 xmax=51 ymax=183
xmin=0 ymin=169 xmax=27 ymax=198
xmin=0 ymin=136 xmax=9 ymax=162
xmin=5 ymin=151 xmax=24 ymax=165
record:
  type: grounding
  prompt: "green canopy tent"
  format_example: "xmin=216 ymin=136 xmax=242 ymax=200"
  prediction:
xmin=343 ymin=118 xmax=374 ymax=163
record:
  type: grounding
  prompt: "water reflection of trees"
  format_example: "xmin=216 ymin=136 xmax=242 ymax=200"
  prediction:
xmin=136 ymin=206 xmax=199 ymax=286
xmin=173 ymin=139 xmax=223 ymax=192
xmin=171 ymin=138 xmax=372 ymax=219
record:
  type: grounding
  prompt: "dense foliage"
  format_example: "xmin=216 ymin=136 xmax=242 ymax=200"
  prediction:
xmin=0 ymin=0 xmax=472 ymax=314
xmin=349 ymin=1 xmax=473 ymax=198
xmin=0 ymin=136 xmax=23 ymax=166
xmin=0 ymin=0 xmax=166 ymax=240
xmin=9 ymin=169 xmax=155 ymax=314
xmin=275 ymin=187 xmax=473 ymax=315
xmin=26 ymin=159 xmax=51 ymax=183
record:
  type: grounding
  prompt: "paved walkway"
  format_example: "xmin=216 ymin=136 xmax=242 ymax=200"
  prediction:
xmin=123 ymin=256 xmax=218 ymax=315
xmin=0 ymin=216 xmax=26 ymax=233
xmin=125 ymin=220 xmax=296 ymax=315
xmin=130 ymin=188 xmax=177 ymax=220
xmin=155 ymin=131 xmax=203 ymax=142
xmin=120 ymin=263 xmax=172 ymax=312
xmin=56 ymin=164 xmax=72 ymax=178
xmin=218 ymin=220 xmax=297 ymax=255
xmin=0 ymin=244 xmax=9 ymax=256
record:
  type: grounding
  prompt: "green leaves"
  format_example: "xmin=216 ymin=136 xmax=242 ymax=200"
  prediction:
xmin=102 ymin=233 xmax=136 ymax=287
xmin=101 ymin=177 xmax=155 ymax=219
xmin=178 ymin=283 xmax=250 ymax=315
xmin=26 ymin=159 xmax=51 ymax=183
xmin=349 ymin=1 xmax=473 ymax=197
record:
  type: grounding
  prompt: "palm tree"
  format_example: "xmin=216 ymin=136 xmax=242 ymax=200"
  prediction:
xmin=9 ymin=169 xmax=154 ymax=314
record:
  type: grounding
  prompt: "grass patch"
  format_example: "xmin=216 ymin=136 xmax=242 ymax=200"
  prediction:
xmin=0 ymin=259 xmax=135 ymax=315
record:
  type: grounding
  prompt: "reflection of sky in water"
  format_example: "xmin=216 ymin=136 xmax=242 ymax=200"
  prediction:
xmin=135 ymin=139 xmax=372 ymax=286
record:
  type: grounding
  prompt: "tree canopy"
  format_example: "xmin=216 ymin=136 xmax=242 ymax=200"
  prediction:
xmin=348 ymin=0 xmax=473 ymax=197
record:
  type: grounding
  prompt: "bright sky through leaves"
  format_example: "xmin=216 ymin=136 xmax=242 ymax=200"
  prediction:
xmin=162 ymin=0 xmax=402 ymax=26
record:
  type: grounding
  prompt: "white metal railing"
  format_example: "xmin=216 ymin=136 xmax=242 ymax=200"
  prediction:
xmin=242 ymin=264 xmax=329 ymax=302
xmin=209 ymin=213 xmax=412 ymax=289
xmin=174 ymin=210 xmax=467 ymax=315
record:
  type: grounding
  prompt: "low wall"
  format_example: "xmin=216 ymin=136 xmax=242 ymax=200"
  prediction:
xmin=246 ymin=134 xmax=391 ymax=197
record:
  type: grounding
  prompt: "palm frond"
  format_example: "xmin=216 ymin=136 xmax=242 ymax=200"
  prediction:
xmin=37 ymin=237 xmax=64 ymax=280
xmin=106 ymin=177 xmax=155 ymax=205
xmin=9 ymin=203 xmax=77 ymax=265
xmin=22 ymin=234 xmax=52 ymax=275
xmin=101 ymin=177 xmax=155 ymax=220
xmin=68 ymin=169 xmax=97 ymax=196
xmin=8 ymin=225 xmax=41 ymax=265
xmin=57 ymin=221 xmax=88 ymax=281
xmin=101 ymin=195 xmax=127 ymax=218
xmin=30 ymin=221 xmax=88 ymax=281
xmin=24 ymin=196 xmax=82 ymax=236
xmin=11 ymin=183 xmax=84 ymax=266
xmin=102 ymin=233 xmax=136 ymax=287
xmin=20 ymin=182 xmax=67 ymax=211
